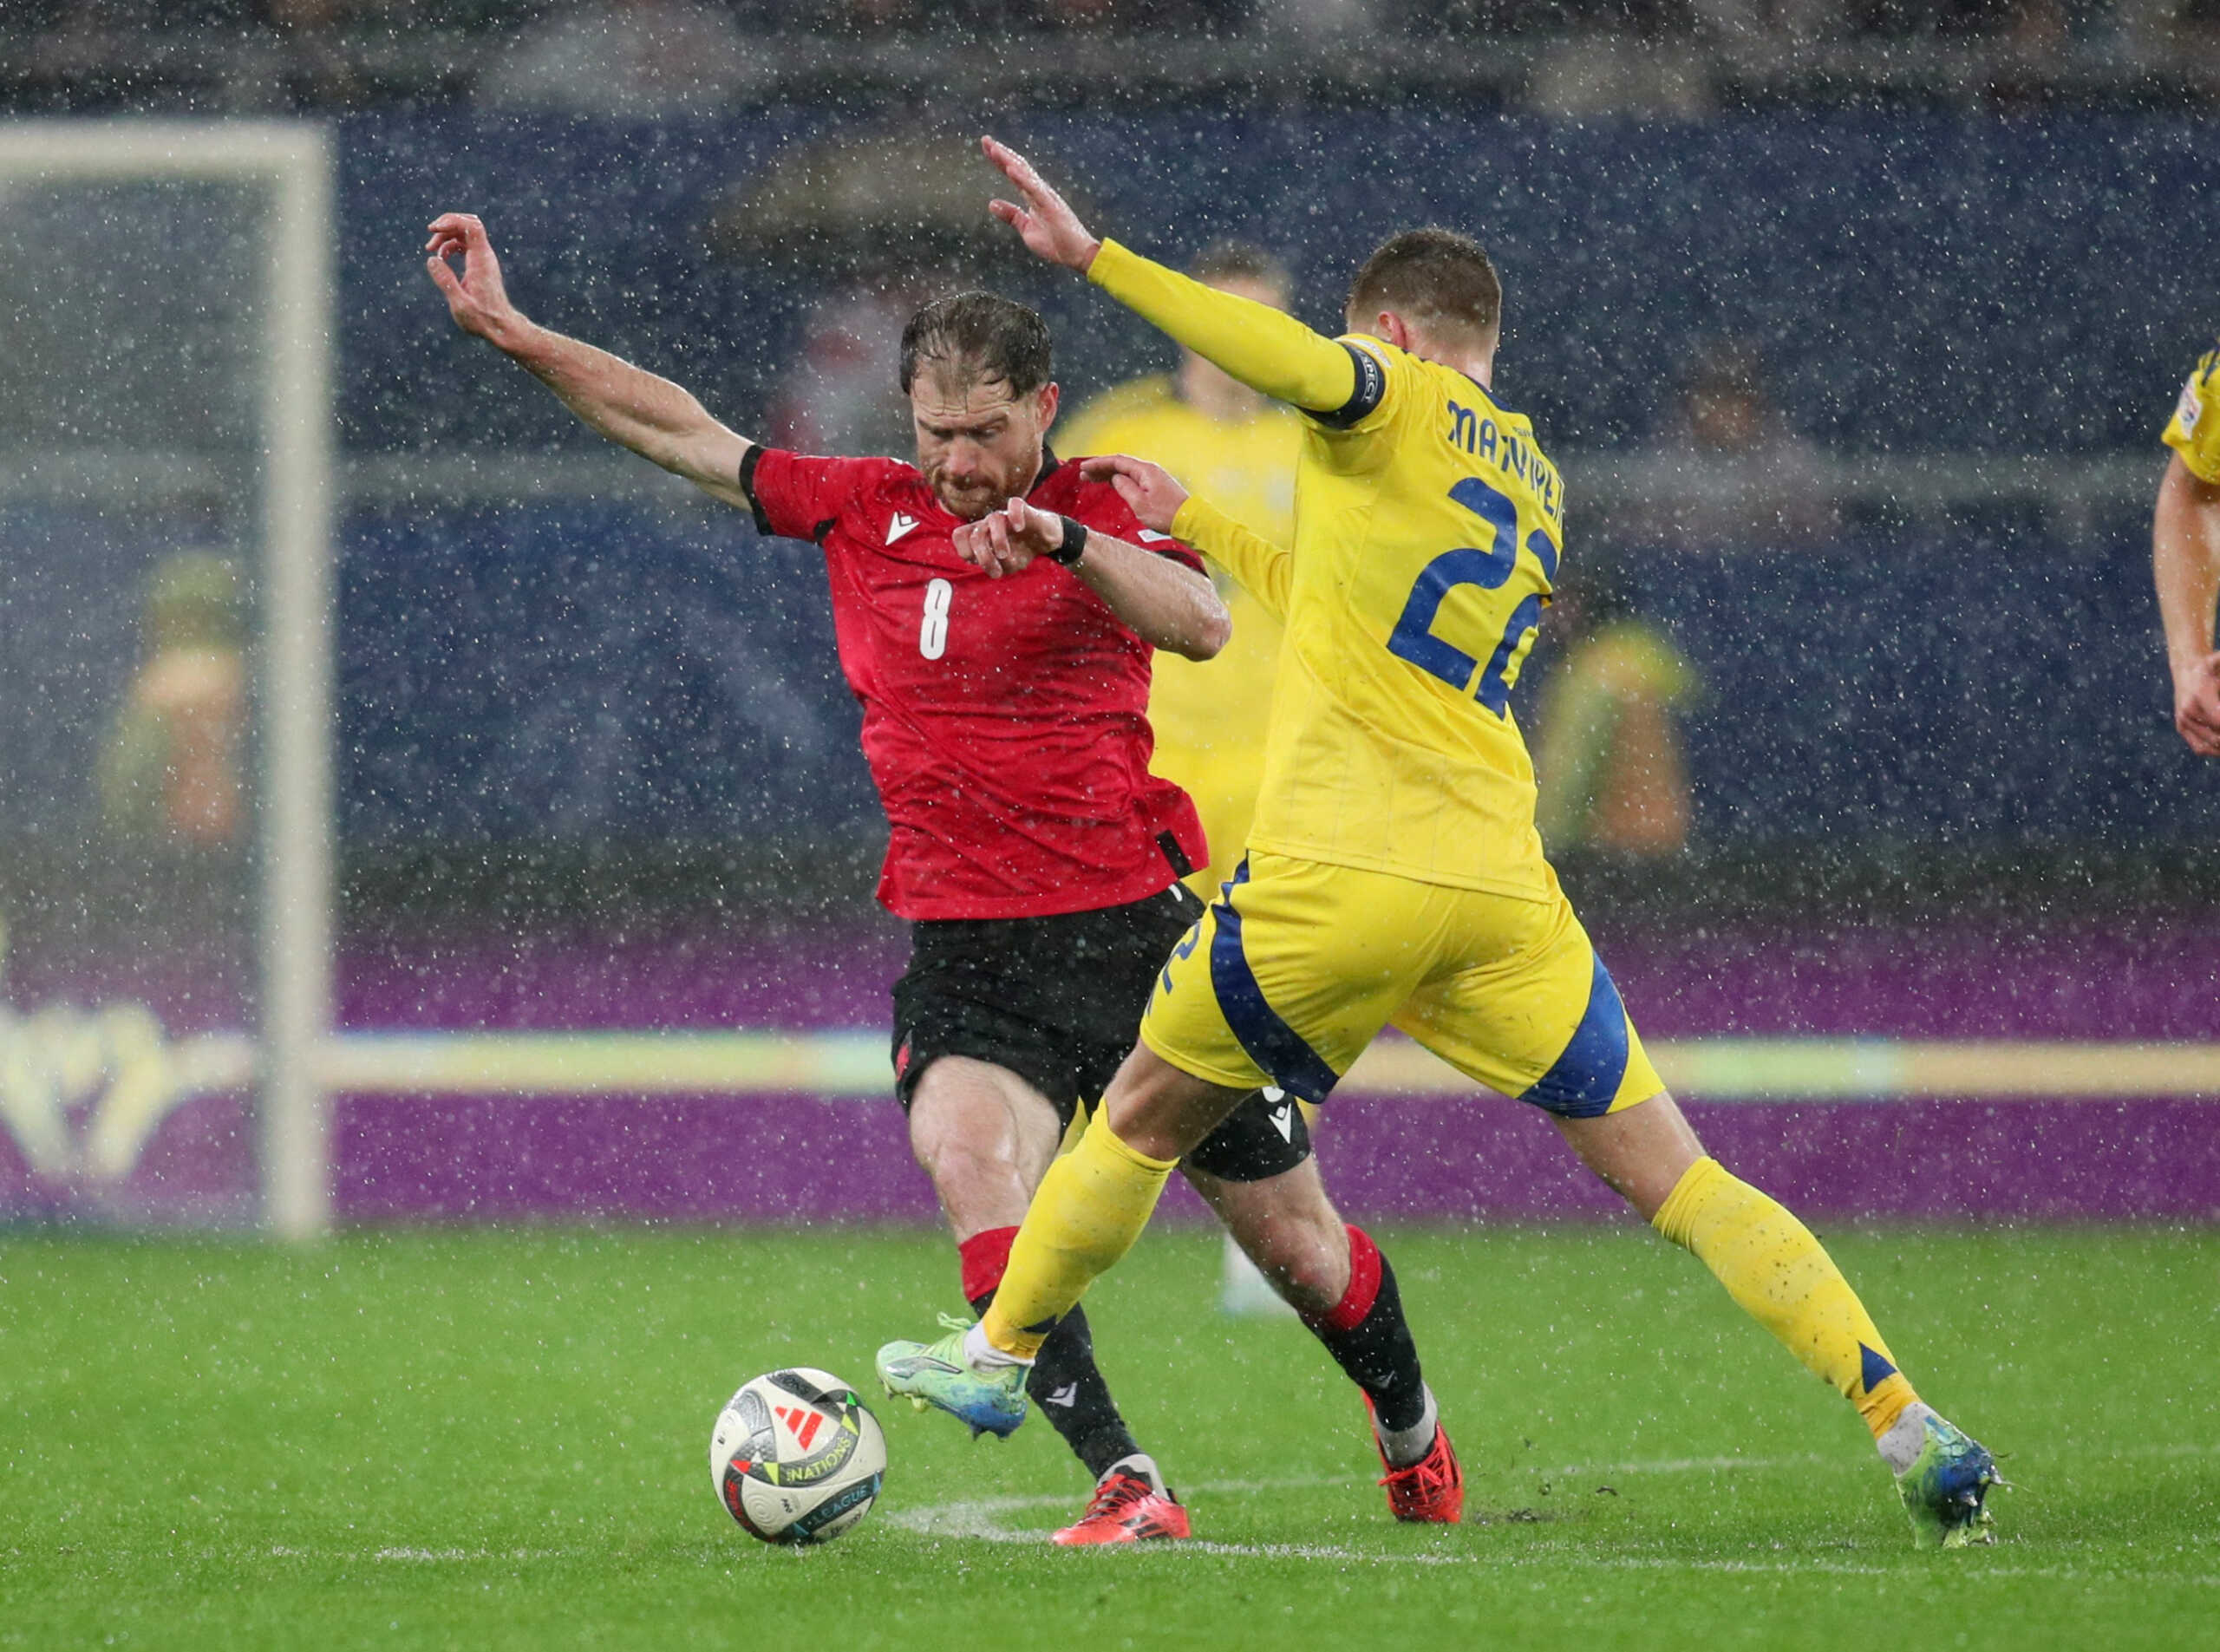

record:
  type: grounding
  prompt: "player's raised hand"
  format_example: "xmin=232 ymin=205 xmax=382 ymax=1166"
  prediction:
xmin=1080 ymin=454 xmax=1188 ymax=535
xmin=953 ymin=495 xmax=1061 ymax=578
xmin=980 ymin=137 xmax=1100 ymax=273
xmin=2176 ymin=652 xmax=2220 ymax=757
xmin=425 ymin=212 xmax=526 ymax=349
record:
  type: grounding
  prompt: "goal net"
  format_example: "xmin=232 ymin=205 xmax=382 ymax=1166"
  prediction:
xmin=0 ymin=121 xmax=335 ymax=1237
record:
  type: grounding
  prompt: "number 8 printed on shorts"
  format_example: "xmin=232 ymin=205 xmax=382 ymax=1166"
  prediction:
xmin=918 ymin=577 xmax=952 ymax=660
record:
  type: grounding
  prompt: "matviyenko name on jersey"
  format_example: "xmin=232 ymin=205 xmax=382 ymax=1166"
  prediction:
xmin=1446 ymin=400 xmax=1564 ymax=527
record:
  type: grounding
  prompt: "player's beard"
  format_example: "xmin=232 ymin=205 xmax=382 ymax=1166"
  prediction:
xmin=927 ymin=469 xmax=1009 ymax=522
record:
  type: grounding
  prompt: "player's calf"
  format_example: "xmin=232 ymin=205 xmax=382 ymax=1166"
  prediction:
xmin=1278 ymin=1222 xmax=1454 ymax=1520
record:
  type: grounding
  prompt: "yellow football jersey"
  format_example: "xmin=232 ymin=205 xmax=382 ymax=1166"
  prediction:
xmin=2163 ymin=345 xmax=2220 ymax=484
xmin=1061 ymin=376 xmax=1301 ymax=886
xmin=1091 ymin=240 xmax=1564 ymax=900
xmin=1250 ymin=340 xmax=1561 ymax=898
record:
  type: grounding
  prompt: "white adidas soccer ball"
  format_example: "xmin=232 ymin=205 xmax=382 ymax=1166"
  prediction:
xmin=709 ymin=1368 xmax=887 ymax=1545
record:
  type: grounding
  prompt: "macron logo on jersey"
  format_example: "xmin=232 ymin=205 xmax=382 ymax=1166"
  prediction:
xmin=1136 ymin=529 xmax=1173 ymax=544
xmin=887 ymin=512 xmax=920 ymax=544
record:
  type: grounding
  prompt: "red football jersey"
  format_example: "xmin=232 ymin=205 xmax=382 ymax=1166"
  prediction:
xmin=744 ymin=447 xmax=1208 ymax=920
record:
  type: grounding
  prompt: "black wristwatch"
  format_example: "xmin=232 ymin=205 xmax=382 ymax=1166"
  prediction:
xmin=1046 ymin=514 xmax=1090 ymax=568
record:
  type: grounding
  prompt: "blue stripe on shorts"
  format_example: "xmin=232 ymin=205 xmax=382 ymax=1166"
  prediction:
xmin=1206 ymin=863 xmax=1342 ymax=1104
xmin=1519 ymin=950 xmax=1632 ymax=1118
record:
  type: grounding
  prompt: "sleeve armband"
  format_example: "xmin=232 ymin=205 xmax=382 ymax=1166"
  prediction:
xmin=1305 ymin=342 xmax=1388 ymax=431
xmin=737 ymin=444 xmax=773 ymax=537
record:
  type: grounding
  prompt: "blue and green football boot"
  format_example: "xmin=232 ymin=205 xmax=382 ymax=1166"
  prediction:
xmin=876 ymin=1314 xmax=1028 ymax=1440
xmin=1896 ymin=1414 xmax=2004 ymax=1549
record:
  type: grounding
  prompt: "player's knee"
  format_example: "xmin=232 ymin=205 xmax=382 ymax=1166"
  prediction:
xmin=908 ymin=1111 xmax=1032 ymax=1213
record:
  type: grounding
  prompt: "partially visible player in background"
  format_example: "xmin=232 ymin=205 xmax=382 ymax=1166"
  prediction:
xmin=98 ymin=552 xmax=249 ymax=851
xmin=887 ymin=138 xmax=2002 ymax=1551
xmin=2155 ymin=343 xmax=2220 ymax=758
xmin=1061 ymin=242 xmax=1308 ymax=1318
xmin=1530 ymin=557 xmax=1701 ymax=860
xmin=1062 ymin=241 xmax=1301 ymax=899
xmin=426 ymin=212 xmax=1456 ymax=1540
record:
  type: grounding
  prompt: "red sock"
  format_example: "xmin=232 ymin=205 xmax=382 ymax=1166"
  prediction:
xmin=1296 ymin=1224 xmax=1427 ymax=1434
xmin=1309 ymin=1223 xmax=1383 ymax=1335
xmin=958 ymin=1226 xmax=1019 ymax=1308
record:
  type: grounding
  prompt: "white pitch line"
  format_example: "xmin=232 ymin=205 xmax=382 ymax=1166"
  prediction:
xmin=884 ymin=1459 xmax=1832 ymax=1550
xmin=261 ymin=1446 xmax=2220 ymax=1575
xmin=374 ymin=1547 xmax=475 ymax=1562
xmin=884 ymin=1497 xmax=2220 ymax=1587
xmin=885 ymin=1454 xmax=1838 ymax=1544
xmin=885 ymin=1459 xmax=2220 ymax=1588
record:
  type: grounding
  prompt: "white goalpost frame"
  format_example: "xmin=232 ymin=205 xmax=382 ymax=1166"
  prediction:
xmin=0 ymin=120 xmax=337 ymax=1240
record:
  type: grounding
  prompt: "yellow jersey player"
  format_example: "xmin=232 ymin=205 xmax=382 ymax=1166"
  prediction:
xmin=2156 ymin=346 xmax=2220 ymax=757
xmin=1061 ymin=242 xmax=1303 ymax=899
xmin=881 ymin=136 xmax=2002 ymax=1551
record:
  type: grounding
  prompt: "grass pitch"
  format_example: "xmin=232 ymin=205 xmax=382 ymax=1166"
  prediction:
xmin=3 ymin=1222 xmax=2215 ymax=1650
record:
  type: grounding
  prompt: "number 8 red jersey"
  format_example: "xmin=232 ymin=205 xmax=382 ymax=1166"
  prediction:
xmin=743 ymin=446 xmax=1207 ymax=920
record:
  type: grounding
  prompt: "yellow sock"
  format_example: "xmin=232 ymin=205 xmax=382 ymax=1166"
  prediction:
xmin=1652 ymin=1157 xmax=1917 ymax=1440
xmin=981 ymin=1108 xmax=1177 ymax=1361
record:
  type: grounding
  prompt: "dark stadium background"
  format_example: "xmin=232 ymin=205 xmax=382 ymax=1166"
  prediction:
xmin=345 ymin=114 xmax=2220 ymax=847
xmin=3 ymin=75 xmax=2218 ymax=1226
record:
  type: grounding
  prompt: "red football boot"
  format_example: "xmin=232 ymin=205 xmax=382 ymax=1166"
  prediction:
xmin=1367 ymin=1396 xmax=1465 ymax=1524
xmin=1050 ymin=1468 xmax=1192 ymax=1545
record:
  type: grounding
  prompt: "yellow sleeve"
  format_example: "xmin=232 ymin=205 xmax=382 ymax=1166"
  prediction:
xmin=1089 ymin=240 xmax=1359 ymax=416
xmin=2164 ymin=349 xmax=2220 ymax=485
xmin=1171 ymin=493 xmax=1292 ymax=623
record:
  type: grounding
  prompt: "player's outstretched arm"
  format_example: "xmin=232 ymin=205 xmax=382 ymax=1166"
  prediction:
xmin=425 ymin=212 xmax=752 ymax=513
xmin=2153 ymin=452 xmax=2220 ymax=757
xmin=980 ymin=138 xmax=1359 ymax=418
xmin=1082 ymin=454 xmax=1293 ymax=623
xmin=952 ymin=495 xmax=1230 ymax=661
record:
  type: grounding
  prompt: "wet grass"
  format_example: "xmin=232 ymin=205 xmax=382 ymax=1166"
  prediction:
xmin=3 ymin=1223 xmax=2214 ymax=1649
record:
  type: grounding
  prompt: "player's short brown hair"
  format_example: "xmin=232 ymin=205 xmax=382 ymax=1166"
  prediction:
xmin=1189 ymin=239 xmax=1291 ymax=295
xmin=1345 ymin=228 xmax=1501 ymax=343
xmin=899 ymin=291 xmax=1052 ymax=397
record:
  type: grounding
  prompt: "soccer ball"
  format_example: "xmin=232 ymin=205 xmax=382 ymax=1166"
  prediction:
xmin=709 ymin=1368 xmax=887 ymax=1545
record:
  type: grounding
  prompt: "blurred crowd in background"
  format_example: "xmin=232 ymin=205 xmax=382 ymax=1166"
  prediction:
xmin=4 ymin=1 xmax=2217 ymax=870
xmin=14 ymin=0 xmax=2220 ymax=114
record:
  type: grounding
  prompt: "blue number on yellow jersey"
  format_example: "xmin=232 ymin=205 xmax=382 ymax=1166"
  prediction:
xmin=1251 ymin=336 xmax=1564 ymax=902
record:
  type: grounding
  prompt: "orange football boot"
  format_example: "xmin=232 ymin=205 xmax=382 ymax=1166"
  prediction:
xmin=1051 ymin=1467 xmax=1192 ymax=1545
xmin=1367 ymin=1396 xmax=1464 ymax=1524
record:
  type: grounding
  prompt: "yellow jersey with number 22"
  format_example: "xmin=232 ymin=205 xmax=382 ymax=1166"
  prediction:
xmin=1255 ymin=336 xmax=1564 ymax=900
xmin=1089 ymin=239 xmax=1567 ymax=904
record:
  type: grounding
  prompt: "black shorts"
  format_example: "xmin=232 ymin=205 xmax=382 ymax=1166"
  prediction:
xmin=890 ymin=884 xmax=1312 ymax=1185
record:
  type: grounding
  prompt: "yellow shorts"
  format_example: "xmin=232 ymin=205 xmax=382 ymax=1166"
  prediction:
xmin=1139 ymin=852 xmax=1664 ymax=1119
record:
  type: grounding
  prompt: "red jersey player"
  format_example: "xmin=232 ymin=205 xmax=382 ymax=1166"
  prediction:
xmin=427 ymin=212 xmax=1459 ymax=1539
xmin=741 ymin=438 xmax=1206 ymax=919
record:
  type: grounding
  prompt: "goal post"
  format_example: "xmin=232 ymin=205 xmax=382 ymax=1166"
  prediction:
xmin=0 ymin=120 xmax=336 ymax=1239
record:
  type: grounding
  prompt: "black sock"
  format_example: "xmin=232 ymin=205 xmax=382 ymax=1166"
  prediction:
xmin=1301 ymin=1225 xmax=1429 ymax=1435
xmin=970 ymin=1290 xmax=1139 ymax=1479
